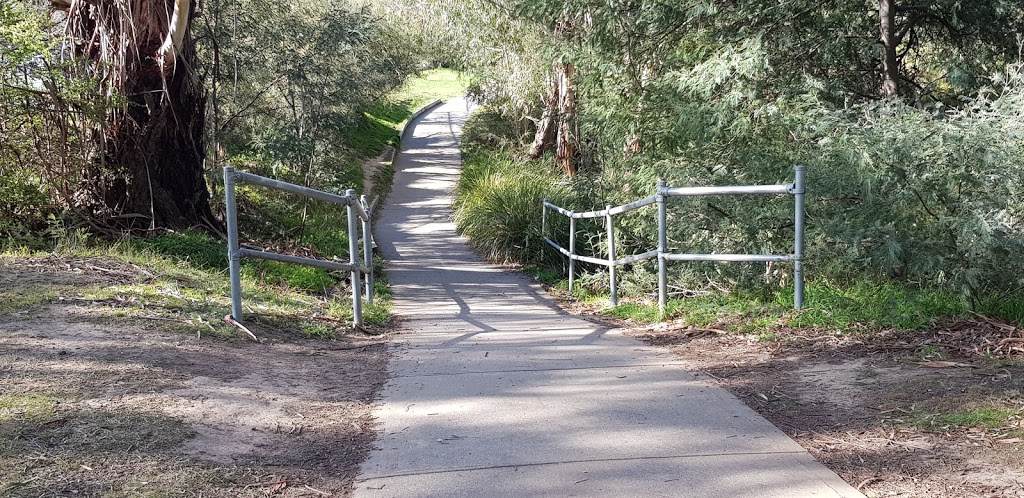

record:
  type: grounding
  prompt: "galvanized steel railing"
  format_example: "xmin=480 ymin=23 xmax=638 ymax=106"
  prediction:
xmin=542 ymin=166 xmax=806 ymax=315
xmin=223 ymin=166 xmax=375 ymax=326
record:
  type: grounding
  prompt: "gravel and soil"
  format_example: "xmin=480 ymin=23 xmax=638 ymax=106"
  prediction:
xmin=5 ymin=253 xmax=1024 ymax=497
xmin=1 ymin=256 xmax=389 ymax=497
xmin=623 ymin=318 xmax=1024 ymax=497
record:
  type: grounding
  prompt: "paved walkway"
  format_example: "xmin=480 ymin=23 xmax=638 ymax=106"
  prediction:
xmin=354 ymin=98 xmax=862 ymax=497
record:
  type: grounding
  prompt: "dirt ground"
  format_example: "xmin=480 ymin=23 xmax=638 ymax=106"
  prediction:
xmin=361 ymin=147 xmax=394 ymax=198
xmin=625 ymin=319 xmax=1024 ymax=497
xmin=0 ymin=258 xmax=389 ymax=497
xmin=5 ymin=256 xmax=1024 ymax=497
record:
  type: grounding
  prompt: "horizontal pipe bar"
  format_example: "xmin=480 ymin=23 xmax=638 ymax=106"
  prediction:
xmin=614 ymin=249 xmax=659 ymax=266
xmin=543 ymin=237 xmax=572 ymax=258
xmin=661 ymin=184 xmax=794 ymax=197
xmin=574 ymin=209 xmax=606 ymax=219
xmin=235 ymin=172 xmax=355 ymax=206
xmin=545 ymin=196 xmax=657 ymax=220
xmin=543 ymin=201 xmax=574 ymax=218
xmin=573 ymin=254 xmax=613 ymax=267
xmin=663 ymin=253 xmax=795 ymax=262
xmin=546 ymin=237 xmax=655 ymax=267
xmin=607 ymin=195 xmax=657 ymax=216
xmin=574 ymin=196 xmax=657 ymax=219
xmin=238 ymin=248 xmax=366 ymax=272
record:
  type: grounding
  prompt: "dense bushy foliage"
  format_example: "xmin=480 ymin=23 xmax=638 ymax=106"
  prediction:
xmin=200 ymin=0 xmax=417 ymax=194
xmin=1 ymin=0 xmax=418 ymax=235
xmin=421 ymin=0 xmax=1024 ymax=308
xmin=0 ymin=3 xmax=108 ymax=234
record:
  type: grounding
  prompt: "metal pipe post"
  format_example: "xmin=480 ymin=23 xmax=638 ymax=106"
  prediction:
xmin=793 ymin=166 xmax=806 ymax=310
xmin=361 ymin=195 xmax=373 ymax=304
xmin=346 ymin=189 xmax=363 ymax=325
xmin=541 ymin=199 xmax=548 ymax=239
xmin=607 ymin=206 xmax=617 ymax=306
xmin=224 ymin=167 xmax=244 ymax=322
xmin=568 ymin=217 xmax=577 ymax=293
xmin=656 ymin=179 xmax=668 ymax=317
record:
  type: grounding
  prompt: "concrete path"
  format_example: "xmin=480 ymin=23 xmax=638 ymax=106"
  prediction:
xmin=354 ymin=98 xmax=862 ymax=497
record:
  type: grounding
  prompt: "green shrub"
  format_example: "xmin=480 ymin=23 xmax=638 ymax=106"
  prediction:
xmin=454 ymin=148 xmax=569 ymax=264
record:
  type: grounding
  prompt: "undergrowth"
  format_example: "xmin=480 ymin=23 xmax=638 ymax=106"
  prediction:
xmin=455 ymin=106 xmax=1024 ymax=334
xmin=0 ymin=69 xmax=468 ymax=338
xmin=1 ymin=232 xmax=390 ymax=339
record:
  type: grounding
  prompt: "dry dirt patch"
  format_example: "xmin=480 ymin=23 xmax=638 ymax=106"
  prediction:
xmin=1 ymin=258 xmax=389 ymax=497
xmin=629 ymin=324 xmax=1024 ymax=497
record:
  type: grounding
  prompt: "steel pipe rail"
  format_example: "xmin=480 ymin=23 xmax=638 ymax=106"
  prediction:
xmin=234 ymin=171 xmax=355 ymax=206
xmin=544 ymin=196 xmax=657 ymax=220
xmin=545 ymin=237 xmax=655 ymax=267
xmin=542 ymin=167 xmax=806 ymax=314
xmin=660 ymin=184 xmax=794 ymax=197
xmin=238 ymin=248 xmax=359 ymax=272
xmin=223 ymin=167 xmax=375 ymax=327
xmin=662 ymin=253 xmax=795 ymax=263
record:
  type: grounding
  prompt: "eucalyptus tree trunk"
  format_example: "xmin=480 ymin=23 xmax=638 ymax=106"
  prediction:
xmin=60 ymin=0 xmax=214 ymax=229
xmin=528 ymin=72 xmax=558 ymax=159
xmin=878 ymin=0 xmax=900 ymax=97
xmin=528 ymin=74 xmax=558 ymax=159
xmin=528 ymin=62 xmax=577 ymax=176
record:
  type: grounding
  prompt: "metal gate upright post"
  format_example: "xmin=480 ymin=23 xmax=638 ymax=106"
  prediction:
xmin=793 ymin=166 xmax=806 ymax=309
xmin=361 ymin=195 xmax=373 ymax=304
xmin=657 ymin=179 xmax=668 ymax=317
xmin=224 ymin=167 xmax=243 ymax=322
xmin=607 ymin=205 xmax=617 ymax=306
xmin=346 ymin=189 xmax=363 ymax=325
xmin=568 ymin=217 xmax=577 ymax=293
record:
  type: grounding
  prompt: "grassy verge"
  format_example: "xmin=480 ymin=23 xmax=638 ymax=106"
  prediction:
xmin=1 ymin=232 xmax=389 ymax=339
xmin=539 ymin=262 xmax=1024 ymax=336
xmin=347 ymin=68 xmax=467 ymax=156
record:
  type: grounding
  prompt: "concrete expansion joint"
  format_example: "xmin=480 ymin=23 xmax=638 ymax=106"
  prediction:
xmin=356 ymin=450 xmax=811 ymax=483
xmin=389 ymin=362 xmax=692 ymax=379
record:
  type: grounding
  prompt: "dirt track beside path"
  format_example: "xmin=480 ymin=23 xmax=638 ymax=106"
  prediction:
xmin=1 ymin=259 xmax=389 ymax=496
xmin=630 ymin=324 xmax=1024 ymax=498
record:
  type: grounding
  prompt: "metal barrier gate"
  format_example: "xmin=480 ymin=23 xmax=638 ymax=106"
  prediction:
xmin=542 ymin=166 xmax=805 ymax=314
xmin=223 ymin=166 xmax=375 ymax=326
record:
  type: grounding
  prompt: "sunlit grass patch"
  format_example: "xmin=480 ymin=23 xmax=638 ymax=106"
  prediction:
xmin=2 ymin=237 xmax=383 ymax=340
xmin=348 ymin=68 xmax=467 ymax=156
xmin=0 ymin=287 xmax=59 ymax=316
xmin=913 ymin=405 xmax=1022 ymax=431
xmin=0 ymin=393 xmax=58 ymax=422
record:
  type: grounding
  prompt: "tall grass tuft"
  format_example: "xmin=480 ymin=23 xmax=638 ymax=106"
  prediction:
xmin=453 ymin=149 xmax=568 ymax=265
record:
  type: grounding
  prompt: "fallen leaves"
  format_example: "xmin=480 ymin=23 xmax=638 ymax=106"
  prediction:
xmin=916 ymin=360 xmax=976 ymax=368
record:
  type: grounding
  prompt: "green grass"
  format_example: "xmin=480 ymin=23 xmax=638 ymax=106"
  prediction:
xmin=0 ymin=287 xmax=59 ymax=316
xmin=1 ymin=230 xmax=378 ymax=339
xmin=568 ymin=279 xmax=982 ymax=334
xmin=915 ymin=406 xmax=1019 ymax=430
xmin=0 ymin=393 xmax=58 ymax=422
xmin=346 ymin=68 xmax=467 ymax=156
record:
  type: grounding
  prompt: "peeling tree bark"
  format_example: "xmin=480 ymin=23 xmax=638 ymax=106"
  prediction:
xmin=528 ymin=10 xmax=580 ymax=176
xmin=527 ymin=62 xmax=578 ymax=176
xmin=555 ymin=62 xmax=577 ymax=177
xmin=64 ymin=0 xmax=214 ymax=230
xmin=528 ymin=73 xmax=558 ymax=159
